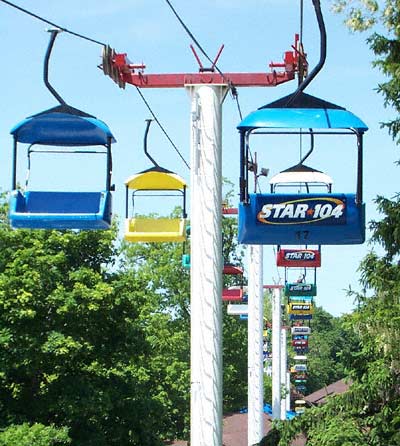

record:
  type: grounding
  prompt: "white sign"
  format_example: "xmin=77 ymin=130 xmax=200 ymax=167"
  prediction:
xmin=292 ymin=326 xmax=311 ymax=335
xmin=227 ymin=304 xmax=248 ymax=316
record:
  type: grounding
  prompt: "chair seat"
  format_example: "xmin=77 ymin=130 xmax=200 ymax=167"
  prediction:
xmin=222 ymin=288 xmax=244 ymax=302
xmin=9 ymin=190 xmax=112 ymax=229
xmin=124 ymin=217 xmax=186 ymax=242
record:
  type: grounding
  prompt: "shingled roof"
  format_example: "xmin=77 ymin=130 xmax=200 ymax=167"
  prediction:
xmin=166 ymin=379 xmax=351 ymax=446
xmin=304 ymin=378 xmax=351 ymax=406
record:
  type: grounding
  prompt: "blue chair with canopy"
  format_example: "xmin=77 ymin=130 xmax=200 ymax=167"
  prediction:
xmin=9 ymin=104 xmax=115 ymax=230
xmin=8 ymin=30 xmax=116 ymax=230
xmin=237 ymin=92 xmax=368 ymax=245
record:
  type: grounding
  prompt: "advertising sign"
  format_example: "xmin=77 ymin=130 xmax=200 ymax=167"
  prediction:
xmin=293 ymin=355 xmax=307 ymax=361
xmin=290 ymin=314 xmax=313 ymax=321
xmin=292 ymin=364 xmax=307 ymax=372
xmin=238 ymin=193 xmax=365 ymax=245
xmin=287 ymin=303 xmax=313 ymax=315
xmin=285 ymin=282 xmax=317 ymax=296
xmin=289 ymin=295 xmax=314 ymax=303
xmin=292 ymin=326 xmax=311 ymax=335
xmin=293 ymin=373 xmax=307 ymax=380
xmin=276 ymin=248 xmax=321 ymax=267
xmin=292 ymin=339 xmax=309 ymax=347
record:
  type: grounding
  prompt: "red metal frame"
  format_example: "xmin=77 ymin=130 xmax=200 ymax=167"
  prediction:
xmin=222 ymin=207 xmax=238 ymax=215
xmin=276 ymin=248 xmax=321 ymax=268
xmin=102 ymin=35 xmax=305 ymax=89
xmin=222 ymin=288 xmax=244 ymax=301
xmin=292 ymin=339 xmax=308 ymax=347
xmin=223 ymin=265 xmax=244 ymax=275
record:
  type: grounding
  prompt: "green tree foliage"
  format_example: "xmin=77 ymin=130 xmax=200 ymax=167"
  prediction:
xmin=302 ymin=306 xmax=360 ymax=394
xmin=122 ymin=203 xmax=248 ymax=423
xmin=0 ymin=423 xmax=71 ymax=446
xmin=332 ymin=1 xmax=400 ymax=142
xmin=0 ymin=199 xmax=186 ymax=446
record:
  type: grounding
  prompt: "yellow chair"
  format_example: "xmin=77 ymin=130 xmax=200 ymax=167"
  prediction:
xmin=124 ymin=168 xmax=187 ymax=243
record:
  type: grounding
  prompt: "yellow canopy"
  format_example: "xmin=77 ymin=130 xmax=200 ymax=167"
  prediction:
xmin=125 ymin=171 xmax=187 ymax=190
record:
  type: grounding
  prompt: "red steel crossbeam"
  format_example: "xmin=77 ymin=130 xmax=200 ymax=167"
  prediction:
xmin=118 ymin=69 xmax=294 ymax=88
xmin=105 ymin=37 xmax=302 ymax=89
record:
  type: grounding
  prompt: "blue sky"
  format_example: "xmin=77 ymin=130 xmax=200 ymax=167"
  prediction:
xmin=0 ymin=0 xmax=397 ymax=316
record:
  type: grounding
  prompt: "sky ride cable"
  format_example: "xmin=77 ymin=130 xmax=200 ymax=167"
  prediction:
xmin=286 ymin=0 xmax=326 ymax=106
xmin=1 ymin=0 xmax=190 ymax=170
xmin=0 ymin=0 xmax=106 ymax=46
xmin=163 ymin=0 xmax=245 ymax=119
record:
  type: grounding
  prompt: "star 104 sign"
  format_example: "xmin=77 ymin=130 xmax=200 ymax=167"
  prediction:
xmin=276 ymin=248 xmax=321 ymax=267
xmin=238 ymin=193 xmax=365 ymax=245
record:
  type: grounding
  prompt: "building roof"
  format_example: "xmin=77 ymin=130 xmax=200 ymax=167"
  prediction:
xmin=304 ymin=378 xmax=351 ymax=406
xmin=166 ymin=379 xmax=352 ymax=446
xmin=166 ymin=412 xmax=305 ymax=446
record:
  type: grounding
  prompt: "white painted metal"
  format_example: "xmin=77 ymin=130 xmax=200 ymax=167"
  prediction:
xmin=292 ymin=326 xmax=311 ymax=335
xmin=286 ymin=371 xmax=291 ymax=412
xmin=227 ymin=304 xmax=249 ymax=316
xmin=188 ymin=85 xmax=227 ymax=446
xmin=280 ymin=328 xmax=287 ymax=420
xmin=271 ymin=287 xmax=281 ymax=419
xmin=293 ymin=355 xmax=308 ymax=361
xmin=248 ymin=245 xmax=264 ymax=446
xmin=269 ymin=169 xmax=333 ymax=187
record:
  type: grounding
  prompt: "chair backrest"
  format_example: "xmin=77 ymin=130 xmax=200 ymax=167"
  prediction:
xmin=9 ymin=190 xmax=112 ymax=230
xmin=22 ymin=191 xmax=103 ymax=214
xmin=127 ymin=217 xmax=184 ymax=233
xmin=124 ymin=217 xmax=186 ymax=243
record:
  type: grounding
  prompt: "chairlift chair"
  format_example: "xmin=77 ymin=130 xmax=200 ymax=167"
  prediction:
xmin=124 ymin=119 xmax=188 ymax=243
xmin=9 ymin=31 xmax=115 ymax=230
xmin=237 ymin=0 xmax=368 ymax=245
xmin=124 ymin=167 xmax=187 ymax=243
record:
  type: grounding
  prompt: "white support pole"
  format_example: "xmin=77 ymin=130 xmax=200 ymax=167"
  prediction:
xmin=286 ymin=372 xmax=291 ymax=412
xmin=188 ymin=84 xmax=227 ymax=446
xmin=280 ymin=328 xmax=287 ymax=420
xmin=248 ymin=245 xmax=264 ymax=446
xmin=271 ymin=287 xmax=281 ymax=419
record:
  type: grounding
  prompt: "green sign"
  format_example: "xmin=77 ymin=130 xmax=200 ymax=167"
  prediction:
xmin=285 ymin=282 xmax=317 ymax=296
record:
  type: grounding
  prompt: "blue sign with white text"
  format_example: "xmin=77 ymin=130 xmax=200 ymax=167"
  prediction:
xmin=238 ymin=193 xmax=365 ymax=245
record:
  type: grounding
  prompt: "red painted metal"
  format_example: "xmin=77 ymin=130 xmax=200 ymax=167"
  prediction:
xmin=119 ymin=71 xmax=294 ymax=88
xmin=222 ymin=288 xmax=244 ymax=301
xmin=276 ymin=249 xmax=321 ymax=268
xmin=263 ymin=284 xmax=284 ymax=289
xmin=292 ymin=339 xmax=308 ymax=347
xmin=222 ymin=207 xmax=238 ymax=215
xmin=104 ymin=36 xmax=302 ymax=89
xmin=223 ymin=265 xmax=244 ymax=275
xmin=293 ymin=373 xmax=308 ymax=379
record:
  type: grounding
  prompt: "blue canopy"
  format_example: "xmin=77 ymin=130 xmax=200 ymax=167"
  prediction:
xmin=238 ymin=92 xmax=368 ymax=132
xmin=10 ymin=104 xmax=116 ymax=146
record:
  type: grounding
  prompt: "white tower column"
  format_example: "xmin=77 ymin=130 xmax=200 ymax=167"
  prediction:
xmin=271 ymin=287 xmax=281 ymax=419
xmin=286 ymin=371 xmax=291 ymax=412
xmin=188 ymin=84 xmax=228 ymax=446
xmin=248 ymin=245 xmax=264 ymax=446
xmin=280 ymin=328 xmax=287 ymax=420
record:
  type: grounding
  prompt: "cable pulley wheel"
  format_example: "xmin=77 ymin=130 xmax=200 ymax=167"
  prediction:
xmin=102 ymin=45 xmax=112 ymax=76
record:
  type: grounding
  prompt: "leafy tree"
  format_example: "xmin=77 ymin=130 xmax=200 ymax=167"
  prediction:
xmin=302 ymin=306 xmax=360 ymax=394
xmin=0 ymin=422 xmax=71 ymax=446
xmin=121 ymin=197 xmax=248 ymax=435
xmin=0 ymin=199 xmax=182 ymax=446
